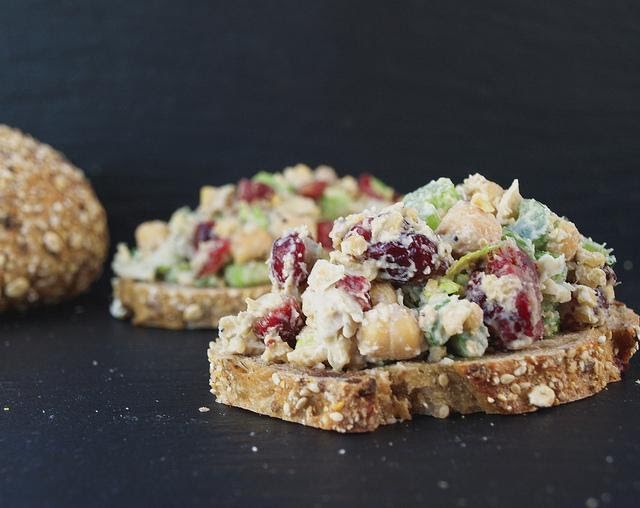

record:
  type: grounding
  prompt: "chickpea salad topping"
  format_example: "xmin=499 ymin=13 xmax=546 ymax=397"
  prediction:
xmin=112 ymin=164 xmax=397 ymax=290
xmin=218 ymin=173 xmax=619 ymax=370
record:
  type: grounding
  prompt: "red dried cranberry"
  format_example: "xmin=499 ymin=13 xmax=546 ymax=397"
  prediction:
xmin=253 ymin=298 xmax=304 ymax=347
xmin=465 ymin=245 xmax=543 ymax=348
xmin=298 ymin=180 xmax=328 ymax=199
xmin=237 ymin=179 xmax=274 ymax=202
xmin=336 ymin=275 xmax=372 ymax=310
xmin=198 ymin=237 xmax=231 ymax=276
xmin=345 ymin=219 xmax=372 ymax=242
xmin=193 ymin=221 xmax=215 ymax=249
xmin=317 ymin=220 xmax=334 ymax=249
xmin=366 ymin=232 xmax=444 ymax=284
xmin=269 ymin=232 xmax=320 ymax=290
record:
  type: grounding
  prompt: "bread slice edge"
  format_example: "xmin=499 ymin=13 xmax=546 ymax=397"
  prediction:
xmin=112 ymin=277 xmax=270 ymax=329
xmin=208 ymin=302 xmax=639 ymax=432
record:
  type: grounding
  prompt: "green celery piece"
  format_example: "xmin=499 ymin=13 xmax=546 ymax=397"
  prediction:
xmin=502 ymin=228 xmax=536 ymax=259
xmin=542 ymin=301 xmax=560 ymax=337
xmin=402 ymin=178 xmax=460 ymax=228
xmin=224 ymin=262 xmax=270 ymax=288
xmin=582 ymin=237 xmax=616 ymax=265
xmin=369 ymin=176 xmax=394 ymax=201
xmin=508 ymin=199 xmax=552 ymax=249
xmin=448 ymin=326 xmax=489 ymax=357
xmin=446 ymin=243 xmax=500 ymax=279
xmin=252 ymin=171 xmax=293 ymax=194
xmin=239 ymin=203 xmax=269 ymax=229
xmin=320 ymin=187 xmax=351 ymax=220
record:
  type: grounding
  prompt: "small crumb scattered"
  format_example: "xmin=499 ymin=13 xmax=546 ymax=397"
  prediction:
xmin=490 ymin=422 xmax=495 ymax=427
xmin=251 ymin=446 xmax=258 ymax=453
xmin=338 ymin=448 xmax=346 ymax=455
xmin=605 ymin=455 xmax=614 ymax=464
xmin=3 ymin=406 xmax=9 ymax=411
xmin=623 ymin=260 xmax=633 ymax=271
xmin=198 ymin=407 xmax=210 ymax=413
xmin=585 ymin=497 xmax=599 ymax=508
xmin=437 ymin=480 xmax=449 ymax=490
xmin=388 ymin=441 xmax=394 ymax=447
xmin=635 ymin=380 xmax=640 ymax=385
xmin=481 ymin=436 xmax=488 ymax=442
xmin=92 ymin=360 xmax=98 ymax=366
xmin=249 ymin=431 xmax=256 ymax=437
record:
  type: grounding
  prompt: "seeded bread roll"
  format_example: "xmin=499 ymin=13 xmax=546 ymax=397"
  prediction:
xmin=0 ymin=125 xmax=108 ymax=310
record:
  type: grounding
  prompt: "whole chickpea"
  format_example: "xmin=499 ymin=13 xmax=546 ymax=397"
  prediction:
xmin=357 ymin=303 xmax=423 ymax=361
xmin=369 ymin=282 xmax=398 ymax=306
xmin=436 ymin=201 xmax=502 ymax=257
xmin=547 ymin=218 xmax=580 ymax=261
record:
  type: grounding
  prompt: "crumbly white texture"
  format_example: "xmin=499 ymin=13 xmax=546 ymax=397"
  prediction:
xmin=479 ymin=273 xmax=523 ymax=312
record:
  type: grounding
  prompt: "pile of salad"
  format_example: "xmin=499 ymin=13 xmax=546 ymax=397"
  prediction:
xmin=112 ymin=164 xmax=397 ymax=289
xmin=218 ymin=174 xmax=618 ymax=370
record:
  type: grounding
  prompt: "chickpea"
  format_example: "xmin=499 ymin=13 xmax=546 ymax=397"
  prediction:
xmin=357 ymin=303 xmax=423 ymax=361
xmin=230 ymin=228 xmax=273 ymax=264
xmin=547 ymin=218 xmax=580 ymax=261
xmin=370 ymin=282 xmax=398 ymax=306
xmin=436 ymin=201 xmax=502 ymax=257
xmin=135 ymin=221 xmax=169 ymax=252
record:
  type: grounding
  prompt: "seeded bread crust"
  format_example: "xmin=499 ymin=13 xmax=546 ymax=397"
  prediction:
xmin=112 ymin=277 xmax=270 ymax=329
xmin=208 ymin=303 xmax=639 ymax=432
xmin=0 ymin=125 xmax=108 ymax=311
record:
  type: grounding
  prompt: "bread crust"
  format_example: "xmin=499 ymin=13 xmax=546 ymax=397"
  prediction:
xmin=112 ymin=277 xmax=270 ymax=329
xmin=208 ymin=303 xmax=639 ymax=432
xmin=0 ymin=125 xmax=108 ymax=310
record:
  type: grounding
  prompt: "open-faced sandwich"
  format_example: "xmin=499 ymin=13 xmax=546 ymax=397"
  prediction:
xmin=209 ymin=174 xmax=639 ymax=432
xmin=111 ymin=164 xmax=397 ymax=328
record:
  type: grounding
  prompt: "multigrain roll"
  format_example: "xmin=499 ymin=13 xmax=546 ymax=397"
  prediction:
xmin=0 ymin=124 xmax=108 ymax=310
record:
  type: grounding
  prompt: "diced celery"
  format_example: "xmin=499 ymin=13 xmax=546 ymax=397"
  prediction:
xmin=239 ymin=203 xmax=269 ymax=229
xmin=508 ymin=199 xmax=552 ymax=249
xmin=320 ymin=187 xmax=351 ymax=220
xmin=502 ymin=228 xmax=536 ymax=259
xmin=402 ymin=178 xmax=460 ymax=228
xmin=448 ymin=326 xmax=489 ymax=357
xmin=224 ymin=261 xmax=270 ymax=288
xmin=369 ymin=176 xmax=394 ymax=201
xmin=582 ymin=237 xmax=616 ymax=265
xmin=446 ymin=243 xmax=499 ymax=279
xmin=542 ymin=301 xmax=560 ymax=337
xmin=252 ymin=171 xmax=293 ymax=194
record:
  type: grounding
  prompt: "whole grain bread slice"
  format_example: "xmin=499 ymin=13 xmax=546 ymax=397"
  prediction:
xmin=208 ymin=303 xmax=639 ymax=432
xmin=112 ymin=277 xmax=270 ymax=329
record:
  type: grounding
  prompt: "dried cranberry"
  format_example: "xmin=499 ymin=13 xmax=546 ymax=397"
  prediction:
xmin=253 ymin=298 xmax=304 ymax=346
xmin=269 ymin=232 xmax=320 ymax=290
xmin=237 ymin=179 xmax=274 ymax=202
xmin=466 ymin=245 xmax=543 ymax=348
xmin=298 ymin=180 xmax=328 ymax=199
xmin=198 ymin=237 xmax=231 ymax=276
xmin=366 ymin=232 xmax=444 ymax=284
xmin=345 ymin=219 xmax=372 ymax=242
xmin=317 ymin=220 xmax=334 ymax=249
xmin=193 ymin=221 xmax=215 ymax=249
xmin=336 ymin=275 xmax=372 ymax=310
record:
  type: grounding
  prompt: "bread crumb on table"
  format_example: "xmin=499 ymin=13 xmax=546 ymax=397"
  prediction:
xmin=198 ymin=407 xmax=210 ymax=413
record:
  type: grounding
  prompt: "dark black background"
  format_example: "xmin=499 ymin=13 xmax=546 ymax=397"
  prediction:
xmin=1 ymin=1 xmax=640 ymax=507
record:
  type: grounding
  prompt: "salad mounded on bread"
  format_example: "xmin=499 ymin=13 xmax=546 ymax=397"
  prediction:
xmin=210 ymin=174 xmax=639 ymax=431
xmin=111 ymin=164 xmax=397 ymax=329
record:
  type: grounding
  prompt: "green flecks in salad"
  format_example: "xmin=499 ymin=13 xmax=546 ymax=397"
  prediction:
xmin=403 ymin=177 xmax=461 ymax=229
xmin=582 ymin=237 xmax=616 ymax=266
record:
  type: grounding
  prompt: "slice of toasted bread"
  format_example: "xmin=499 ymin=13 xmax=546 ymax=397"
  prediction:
xmin=208 ymin=303 xmax=639 ymax=432
xmin=112 ymin=277 xmax=270 ymax=329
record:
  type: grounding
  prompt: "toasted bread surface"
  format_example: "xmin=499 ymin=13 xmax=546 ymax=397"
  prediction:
xmin=112 ymin=277 xmax=270 ymax=329
xmin=208 ymin=303 xmax=639 ymax=432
